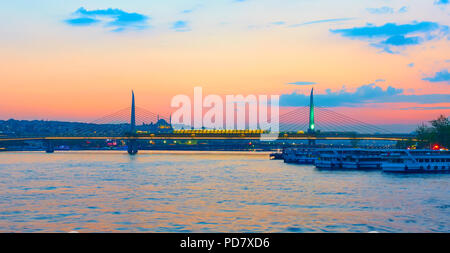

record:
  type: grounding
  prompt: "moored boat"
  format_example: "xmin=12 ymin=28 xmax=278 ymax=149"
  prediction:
xmin=315 ymin=148 xmax=384 ymax=170
xmin=381 ymin=149 xmax=450 ymax=173
xmin=283 ymin=148 xmax=316 ymax=164
xmin=270 ymin=152 xmax=284 ymax=160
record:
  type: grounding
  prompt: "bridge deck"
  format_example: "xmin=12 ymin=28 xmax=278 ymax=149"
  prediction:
xmin=0 ymin=136 xmax=416 ymax=142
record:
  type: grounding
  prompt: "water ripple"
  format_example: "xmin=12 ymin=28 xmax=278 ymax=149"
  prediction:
xmin=0 ymin=151 xmax=449 ymax=232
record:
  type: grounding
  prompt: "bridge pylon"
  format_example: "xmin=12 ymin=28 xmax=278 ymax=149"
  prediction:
xmin=127 ymin=90 xmax=138 ymax=155
xmin=307 ymin=88 xmax=316 ymax=146
xmin=45 ymin=140 xmax=55 ymax=153
xmin=127 ymin=139 xmax=138 ymax=155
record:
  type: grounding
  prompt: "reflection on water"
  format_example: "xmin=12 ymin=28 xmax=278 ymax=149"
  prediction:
xmin=0 ymin=151 xmax=449 ymax=232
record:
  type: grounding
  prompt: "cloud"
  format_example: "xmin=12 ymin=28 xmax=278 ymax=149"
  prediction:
xmin=271 ymin=21 xmax=286 ymax=26
xmin=280 ymin=83 xmax=450 ymax=107
xmin=330 ymin=21 xmax=449 ymax=53
xmin=289 ymin=18 xmax=353 ymax=28
xmin=108 ymin=13 xmax=147 ymax=27
xmin=181 ymin=4 xmax=203 ymax=14
xmin=75 ymin=7 xmax=125 ymax=16
xmin=400 ymin=106 xmax=450 ymax=110
xmin=65 ymin=17 xmax=100 ymax=26
xmin=65 ymin=7 xmax=149 ymax=32
xmin=367 ymin=6 xmax=408 ymax=14
xmin=422 ymin=69 xmax=450 ymax=84
xmin=172 ymin=20 xmax=191 ymax=32
xmin=251 ymin=18 xmax=352 ymax=30
xmin=382 ymin=35 xmax=421 ymax=46
xmin=248 ymin=21 xmax=287 ymax=30
xmin=287 ymin=81 xmax=317 ymax=85
xmin=249 ymin=18 xmax=351 ymax=30
xmin=331 ymin=22 xmax=441 ymax=38
xmin=367 ymin=7 xmax=394 ymax=14
xmin=435 ymin=0 xmax=449 ymax=5
xmin=398 ymin=6 xmax=409 ymax=13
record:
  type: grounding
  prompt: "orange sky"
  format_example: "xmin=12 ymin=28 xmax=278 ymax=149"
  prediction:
xmin=0 ymin=1 xmax=448 ymax=127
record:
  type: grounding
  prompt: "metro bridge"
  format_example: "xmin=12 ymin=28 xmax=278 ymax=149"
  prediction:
xmin=0 ymin=90 xmax=415 ymax=154
xmin=0 ymin=135 xmax=413 ymax=142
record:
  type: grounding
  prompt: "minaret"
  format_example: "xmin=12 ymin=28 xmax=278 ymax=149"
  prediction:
xmin=308 ymin=88 xmax=315 ymax=133
xmin=130 ymin=90 xmax=136 ymax=133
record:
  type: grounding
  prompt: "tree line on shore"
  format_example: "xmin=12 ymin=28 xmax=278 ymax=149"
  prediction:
xmin=416 ymin=115 xmax=450 ymax=149
xmin=397 ymin=115 xmax=449 ymax=149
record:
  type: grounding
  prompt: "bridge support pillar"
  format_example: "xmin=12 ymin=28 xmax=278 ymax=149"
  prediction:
xmin=45 ymin=140 xmax=55 ymax=153
xmin=127 ymin=139 xmax=138 ymax=155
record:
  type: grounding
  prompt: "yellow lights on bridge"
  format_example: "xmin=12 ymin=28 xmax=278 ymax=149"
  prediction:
xmin=172 ymin=129 xmax=267 ymax=134
xmin=0 ymin=136 xmax=417 ymax=141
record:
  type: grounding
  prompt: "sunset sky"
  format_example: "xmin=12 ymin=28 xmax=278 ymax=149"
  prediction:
xmin=0 ymin=0 xmax=449 ymax=131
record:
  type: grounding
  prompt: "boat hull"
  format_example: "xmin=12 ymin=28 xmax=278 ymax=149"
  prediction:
xmin=382 ymin=162 xmax=450 ymax=173
xmin=315 ymin=160 xmax=381 ymax=170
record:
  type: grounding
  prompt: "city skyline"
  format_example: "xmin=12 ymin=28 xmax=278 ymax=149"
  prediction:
xmin=0 ymin=0 xmax=449 ymax=130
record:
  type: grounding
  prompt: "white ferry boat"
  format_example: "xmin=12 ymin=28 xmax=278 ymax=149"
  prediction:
xmin=315 ymin=148 xmax=385 ymax=170
xmin=381 ymin=149 xmax=450 ymax=173
xmin=283 ymin=148 xmax=316 ymax=164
